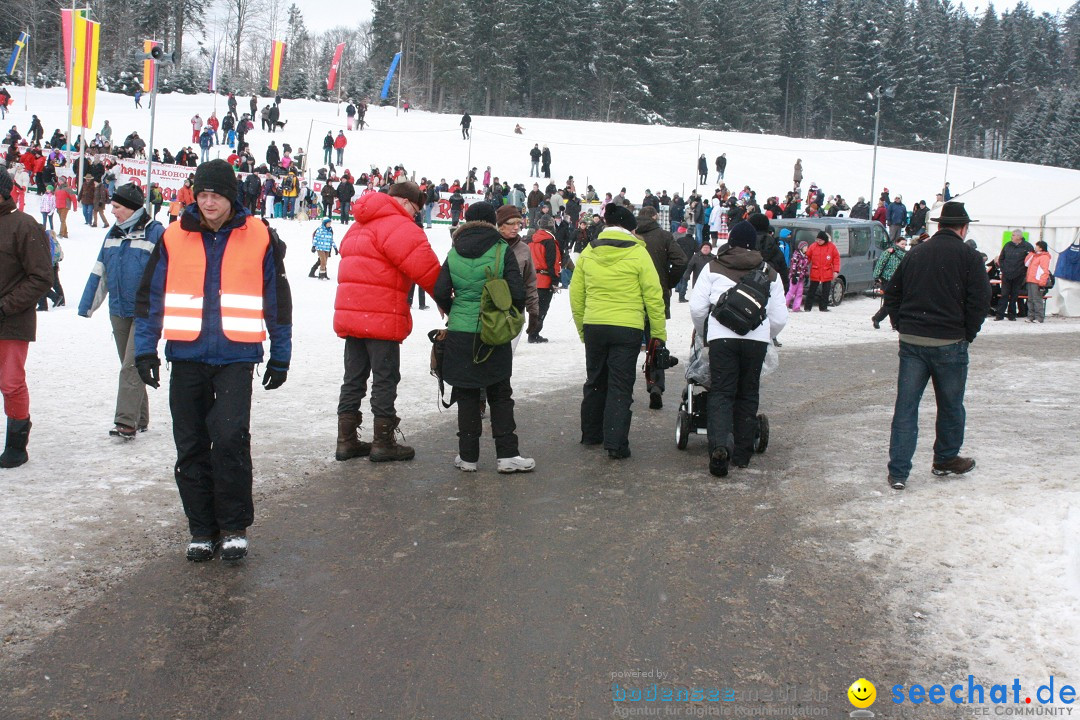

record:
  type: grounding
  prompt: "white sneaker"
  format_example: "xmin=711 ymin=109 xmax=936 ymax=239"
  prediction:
xmin=497 ymin=456 xmax=535 ymax=474
xmin=454 ymin=455 xmax=477 ymax=472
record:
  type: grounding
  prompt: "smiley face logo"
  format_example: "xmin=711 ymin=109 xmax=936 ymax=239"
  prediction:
xmin=848 ymin=678 xmax=876 ymax=708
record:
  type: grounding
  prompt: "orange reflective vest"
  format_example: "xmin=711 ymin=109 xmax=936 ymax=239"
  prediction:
xmin=161 ymin=218 xmax=269 ymax=343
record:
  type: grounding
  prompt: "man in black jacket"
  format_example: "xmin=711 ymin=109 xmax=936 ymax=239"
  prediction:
xmin=747 ymin=214 xmax=790 ymax=293
xmin=849 ymin=197 xmax=870 ymax=219
xmin=994 ymin=229 xmax=1035 ymax=321
xmin=881 ymin=201 xmax=991 ymax=491
xmin=529 ymin=144 xmax=541 ymax=177
xmin=335 ymin=178 xmax=354 ymax=225
xmin=636 ymin=206 xmax=687 ymax=409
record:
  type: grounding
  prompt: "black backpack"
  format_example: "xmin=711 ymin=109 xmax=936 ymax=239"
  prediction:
xmin=710 ymin=263 xmax=773 ymax=335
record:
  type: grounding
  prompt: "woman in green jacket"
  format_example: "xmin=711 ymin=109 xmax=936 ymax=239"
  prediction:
xmin=569 ymin=203 xmax=667 ymax=459
xmin=433 ymin=202 xmax=534 ymax=474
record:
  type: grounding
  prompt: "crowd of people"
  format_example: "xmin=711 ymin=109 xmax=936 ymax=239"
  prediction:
xmin=0 ymin=90 xmax=1062 ymax=563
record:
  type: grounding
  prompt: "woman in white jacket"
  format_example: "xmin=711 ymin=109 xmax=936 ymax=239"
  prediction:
xmin=689 ymin=220 xmax=788 ymax=477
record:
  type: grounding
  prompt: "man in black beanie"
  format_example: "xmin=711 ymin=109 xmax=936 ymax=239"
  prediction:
xmin=0 ymin=167 xmax=54 ymax=468
xmin=133 ymin=159 xmax=292 ymax=563
xmin=78 ymin=182 xmax=164 ymax=440
xmin=747 ymin=213 xmax=790 ymax=293
xmin=689 ymin=220 xmax=788 ymax=477
xmin=570 ymin=196 xmax=666 ymax=459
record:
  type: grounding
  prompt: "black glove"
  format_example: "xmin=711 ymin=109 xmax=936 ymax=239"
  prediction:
xmin=262 ymin=361 xmax=288 ymax=390
xmin=311 ymin=245 xmax=316 ymax=253
xmin=135 ymin=354 xmax=160 ymax=389
xmin=526 ymin=314 xmax=540 ymax=336
xmin=333 ymin=247 xmax=339 ymax=256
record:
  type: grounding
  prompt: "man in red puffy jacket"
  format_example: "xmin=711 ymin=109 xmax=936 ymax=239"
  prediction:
xmin=333 ymin=181 xmax=440 ymax=463
xmin=803 ymin=230 xmax=840 ymax=311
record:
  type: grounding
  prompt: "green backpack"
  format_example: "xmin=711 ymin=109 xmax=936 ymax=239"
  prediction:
xmin=474 ymin=243 xmax=525 ymax=362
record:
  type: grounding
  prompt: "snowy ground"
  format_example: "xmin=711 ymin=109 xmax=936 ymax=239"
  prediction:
xmin=2 ymin=89 xmax=1079 ymax=690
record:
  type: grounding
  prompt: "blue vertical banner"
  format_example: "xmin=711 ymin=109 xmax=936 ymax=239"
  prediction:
xmin=380 ymin=52 xmax=401 ymax=100
xmin=5 ymin=31 xmax=28 ymax=75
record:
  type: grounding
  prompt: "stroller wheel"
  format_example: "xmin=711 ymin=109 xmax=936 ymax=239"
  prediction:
xmin=676 ymin=409 xmax=691 ymax=450
xmin=754 ymin=414 xmax=769 ymax=454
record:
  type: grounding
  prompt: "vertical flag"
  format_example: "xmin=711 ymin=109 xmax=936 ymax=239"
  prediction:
xmin=379 ymin=52 xmax=401 ymax=100
xmin=5 ymin=31 xmax=28 ymax=76
xmin=61 ymin=9 xmax=81 ymax=89
xmin=326 ymin=42 xmax=345 ymax=91
xmin=70 ymin=12 xmax=100 ymax=128
xmin=208 ymin=44 xmax=220 ymax=92
xmin=268 ymin=40 xmax=286 ymax=92
xmin=143 ymin=40 xmax=160 ymax=92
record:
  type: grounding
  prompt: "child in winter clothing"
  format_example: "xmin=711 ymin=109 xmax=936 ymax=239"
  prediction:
xmin=39 ymin=185 xmax=56 ymax=230
xmin=786 ymin=240 xmax=809 ymax=311
xmin=168 ymin=197 xmax=182 ymax=224
xmin=1025 ymin=240 xmax=1052 ymax=323
xmin=309 ymin=217 xmax=338 ymax=279
xmin=37 ymin=229 xmax=65 ymax=310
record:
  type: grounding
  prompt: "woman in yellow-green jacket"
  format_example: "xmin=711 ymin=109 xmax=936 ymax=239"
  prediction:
xmin=569 ymin=203 xmax=667 ymax=459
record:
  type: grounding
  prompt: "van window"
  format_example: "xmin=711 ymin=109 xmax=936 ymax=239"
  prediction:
xmin=872 ymin=224 xmax=890 ymax=249
xmin=795 ymin=229 xmax=818 ymax=250
xmin=831 ymin=227 xmax=849 ymax=255
xmin=850 ymin=226 xmax=871 ymax=256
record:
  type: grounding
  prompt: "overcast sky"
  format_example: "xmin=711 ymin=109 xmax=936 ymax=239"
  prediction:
xmin=299 ymin=0 xmax=1072 ymax=35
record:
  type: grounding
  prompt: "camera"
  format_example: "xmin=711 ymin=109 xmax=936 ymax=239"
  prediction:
xmin=653 ymin=343 xmax=679 ymax=370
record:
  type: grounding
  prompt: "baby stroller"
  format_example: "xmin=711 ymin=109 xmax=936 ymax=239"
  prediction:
xmin=675 ymin=332 xmax=771 ymax=453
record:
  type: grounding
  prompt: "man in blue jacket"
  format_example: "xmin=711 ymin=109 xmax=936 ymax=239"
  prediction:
xmin=78 ymin=183 xmax=163 ymax=439
xmin=134 ymin=159 xmax=292 ymax=562
xmin=886 ymin=194 xmax=908 ymax=242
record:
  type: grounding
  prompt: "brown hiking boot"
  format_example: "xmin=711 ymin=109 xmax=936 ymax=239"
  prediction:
xmin=336 ymin=411 xmax=371 ymax=461
xmin=370 ymin=416 xmax=415 ymax=462
xmin=932 ymin=456 xmax=976 ymax=477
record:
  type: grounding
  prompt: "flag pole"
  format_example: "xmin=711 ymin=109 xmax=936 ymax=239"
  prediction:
xmin=67 ymin=1 xmax=76 ymax=177
xmin=23 ymin=29 xmax=30 ymax=111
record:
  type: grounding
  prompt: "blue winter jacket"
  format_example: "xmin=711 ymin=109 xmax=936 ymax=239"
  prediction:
xmin=78 ymin=209 xmax=163 ymax=318
xmin=134 ymin=201 xmax=293 ymax=368
xmin=312 ymin=224 xmax=337 ymax=253
xmin=886 ymin=202 xmax=907 ymax=226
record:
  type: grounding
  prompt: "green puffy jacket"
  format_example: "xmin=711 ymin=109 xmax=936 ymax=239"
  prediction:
xmin=446 ymin=241 xmax=505 ymax=332
xmin=569 ymin=226 xmax=666 ymax=341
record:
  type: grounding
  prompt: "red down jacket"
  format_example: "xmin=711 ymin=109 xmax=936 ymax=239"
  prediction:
xmin=805 ymin=240 xmax=841 ymax=283
xmin=334 ymin=192 xmax=440 ymax=342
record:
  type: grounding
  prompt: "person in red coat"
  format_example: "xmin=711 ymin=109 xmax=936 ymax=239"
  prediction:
xmin=528 ymin=215 xmax=561 ymax=343
xmin=872 ymin=199 xmax=887 ymax=227
xmin=333 ymin=131 xmax=348 ymax=166
xmin=333 ymin=181 xmax=440 ymax=463
xmin=803 ymin=230 xmax=840 ymax=311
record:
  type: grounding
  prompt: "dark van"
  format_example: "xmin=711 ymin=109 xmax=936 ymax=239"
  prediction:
xmin=771 ymin=218 xmax=891 ymax=305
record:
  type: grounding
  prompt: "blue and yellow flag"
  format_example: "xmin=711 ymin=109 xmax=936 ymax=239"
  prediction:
xmin=5 ymin=31 xmax=28 ymax=76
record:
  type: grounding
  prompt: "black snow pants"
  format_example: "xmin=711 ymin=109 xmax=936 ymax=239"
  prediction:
xmin=170 ymin=361 xmax=255 ymax=537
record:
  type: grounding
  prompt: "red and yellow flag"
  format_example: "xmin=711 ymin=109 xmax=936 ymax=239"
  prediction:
xmin=268 ymin=40 xmax=286 ymax=92
xmin=70 ymin=12 xmax=100 ymax=128
xmin=60 ymin=8 xmax=88 ymax=91
xmin=143 ymin=40 xmax=160 ymax=93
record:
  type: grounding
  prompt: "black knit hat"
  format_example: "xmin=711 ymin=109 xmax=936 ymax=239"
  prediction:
xmin=604 ymin=202 xmax=637 ymax=232
xmin=111 ymin=183 xmax=144 ymax=211
xmin=464 ymin=200 xmax=497 ymax=225
xmin=193 ymin=159 xmax=238 ymax=199
xmin=747 ymin=213 xmax=771 ymax=234
xmin=728 ymin=221 xmax=758 ymax=250
xmin=0 ymin=167 xmax=12 ymax=199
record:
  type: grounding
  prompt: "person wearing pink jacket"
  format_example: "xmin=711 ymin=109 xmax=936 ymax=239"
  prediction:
xmin=1025 ymin=241 xmax=1052 ymax=323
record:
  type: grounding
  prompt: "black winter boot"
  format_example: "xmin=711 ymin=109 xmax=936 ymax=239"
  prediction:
xmin=369 ymin=416 xmax=415 ymax=462
xmin=0 ymin=418 xmax=32 ymax=468
xmin=336 ymin=411 xmax=372 ymax=461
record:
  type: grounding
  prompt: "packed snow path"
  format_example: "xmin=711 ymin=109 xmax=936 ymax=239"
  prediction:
xmin=2 ymin=334 xmax=1078 ymax=718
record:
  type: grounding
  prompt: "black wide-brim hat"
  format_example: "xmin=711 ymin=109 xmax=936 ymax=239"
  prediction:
xmin=931 ymin=201 xmax=977 ymax=224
